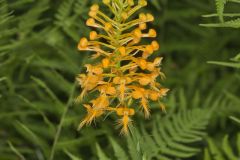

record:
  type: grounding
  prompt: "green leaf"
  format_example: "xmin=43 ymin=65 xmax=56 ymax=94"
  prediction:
xmin=96 ymin=143 xmax=111 ymax=160
xmin=31 ymin=76 xmax=62 ymax=103
xmin=14 ymin=121 xmax=50 ymax=156
xmin=207 ymin=138 xmax=225 ymax=160
xmin=208 ymin=61 xmax=240 ymax=68
xmin=109 ymin=137 xmax=128 ymax=160
xmin=222 ymin=135 xmax=238 ymax=160
xmin=64 ymin=150 xmax=83 ymax=160
xmin=204 ymin=148 xmax=211 ymax=160
xmin=8 ymin=141 xmax=26 ymax=160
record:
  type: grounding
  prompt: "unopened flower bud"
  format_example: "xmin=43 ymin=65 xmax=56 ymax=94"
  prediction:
xmin=104 ymin=22 xmax=112 ymax=31
xmin=133 ymin=28 xmax=142 ymax=38
xmin=103 ymin=0 xmax=110 ymax=4
xmin=145 ymin=45 xmax=154 ymax=54
xmin=89 ymin=11 xmax=97 ymax=17
xmin=121 ymin=12 xmax=128 ymax=20
xmin=86 ymin=18 xmax=95 ymax=26
xmin=148 ymin=29 xmax=157 ymax=37
xmin=90 ymin=31 xmax=98 ymax=40
xmin=128 ymin=0 xmax=134 ymax=6
xmin=90 ymin=4 xmax=99 ymax=11
xmin=151 ymin=41 xmax=160 ymax=50
xmin=138 ymin=0 xmax=147 ymax=6
xmin=78 ymin=38 xmax=88 ymax=50
xmin=146 ymin=13 xmax=154 ymax=21
xmin=139 ymin=23 xmax=147 ymax=30
xmin=139 ymin=13 xmax=147 ymax=21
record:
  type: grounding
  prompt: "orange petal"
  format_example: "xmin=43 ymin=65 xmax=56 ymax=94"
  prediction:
xmin=139 ymin=77 xmax=151 ymax=86
xmin=106 ymin=86 xmax=116 ymax=95
xmin=102 ymin=58 xmax=110 ymax=68
xmin=132 ymin=90 xmax=142 ymax=99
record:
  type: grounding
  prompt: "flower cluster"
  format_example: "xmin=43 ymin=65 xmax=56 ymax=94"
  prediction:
xmin=77 ymin=0 xmax=169 ymax=134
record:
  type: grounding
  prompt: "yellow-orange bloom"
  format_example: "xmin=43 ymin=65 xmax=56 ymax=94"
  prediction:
xmin=76 ymin=0 xmax=168 ymax=134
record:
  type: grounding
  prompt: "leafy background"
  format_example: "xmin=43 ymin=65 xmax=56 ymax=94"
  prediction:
xmin=0 ymin=0 xmax=239 ymax=159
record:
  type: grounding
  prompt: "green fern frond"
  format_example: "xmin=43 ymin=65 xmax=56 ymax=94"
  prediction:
xmin=96 ymin=143 xmax=111 ymax=160
xmin=18 ymin=0 xmax=49 ymax=37
xmin=0 ymin=1 xmax=12 ymax=26
xmin=200 ymin=18 xmax=240 ymax=28
xmin=204 ymin=134 xmax=240 ymax=160
xmin=207 ymin=52 xmax=240 ymax=69
xmin=141 ymin=109 xmax=210 ymax=159
xmin=109 ymin=137 xmax=128 ymax=160
xmin=8 ymin=141 xmax=26 ymax=160
xmin=14 ymin=121 xmax=50 ymax=157
xmin=95 ymin=108 xmax=210 ymax=160
xmin=215 ymin=0 xmax=227 ymax=22
xmin=55 ymin=0 xmax=75 ymax=27
xmin=230 ymin=116 xmax=240 ymax=124
xmin=73 ymin=0 xmax=88 ymax=15
xmin=202 ymin=13 xmax=240 ymax=18
xmin=231 ymin=53 xmax=240 ymax=62
xmin=0 ymin=0 xmax=15 ymax=41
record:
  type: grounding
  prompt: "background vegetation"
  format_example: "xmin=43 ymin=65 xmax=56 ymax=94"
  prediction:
xmin=0 ymin=0 xmax=239 ymax=159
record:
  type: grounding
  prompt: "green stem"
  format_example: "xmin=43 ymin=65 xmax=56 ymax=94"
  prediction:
xmin=8 ymin=141 xmax=26 ymax=160
xmin=49 ymin=82 xmax=76 ymax=160
xmin=228 ymin=0 xmax=240 ymax=3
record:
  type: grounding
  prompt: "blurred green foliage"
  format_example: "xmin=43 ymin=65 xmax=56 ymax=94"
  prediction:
xmin=0 ymin=0 xmax=239 ymax=160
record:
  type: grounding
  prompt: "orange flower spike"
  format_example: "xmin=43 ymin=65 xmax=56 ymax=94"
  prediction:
xmin=76 ymin=0 xmax=168 ymax=134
